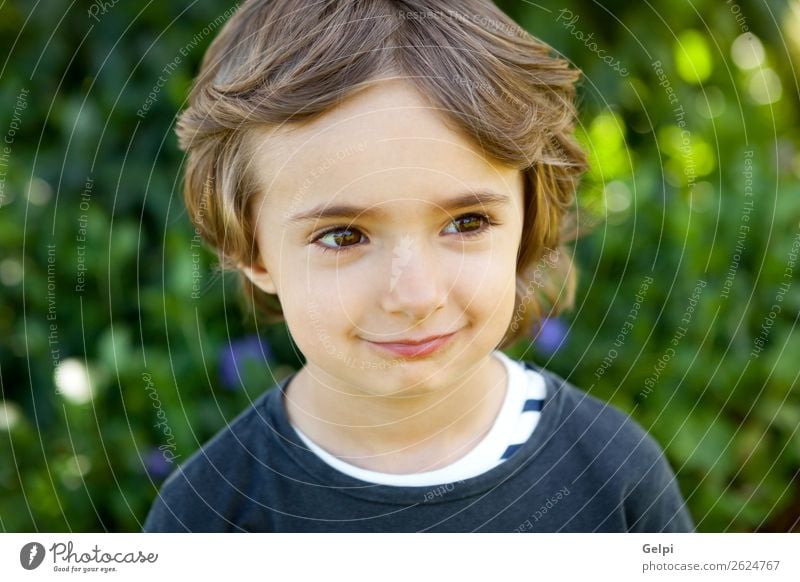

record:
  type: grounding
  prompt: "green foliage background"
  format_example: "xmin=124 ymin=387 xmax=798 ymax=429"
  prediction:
xmin=0 ymin=0 xmax=797 ymax=532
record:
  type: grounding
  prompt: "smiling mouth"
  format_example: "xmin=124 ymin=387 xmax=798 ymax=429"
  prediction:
xmin=364 ymin=331 xmax=459 ymax=358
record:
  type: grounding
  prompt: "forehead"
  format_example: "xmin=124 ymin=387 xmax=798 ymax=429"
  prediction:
xmin=247 ymin=80 xmax=521 ymax=217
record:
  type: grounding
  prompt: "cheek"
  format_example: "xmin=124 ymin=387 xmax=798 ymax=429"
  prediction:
xmin=279 ymin=266 xmax=372 ymax=349
xmin=451 ymin=238 xmax=518 ymax=311
xmin=281 ymin=295 xmax=339 ymax=362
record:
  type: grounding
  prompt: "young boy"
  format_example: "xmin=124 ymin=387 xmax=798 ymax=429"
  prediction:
xmin=144 ymin=0 xmax=694 ymax=532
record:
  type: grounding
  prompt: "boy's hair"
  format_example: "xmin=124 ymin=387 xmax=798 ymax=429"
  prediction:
xmin=176 ymin=0 xmax=588 ymax=349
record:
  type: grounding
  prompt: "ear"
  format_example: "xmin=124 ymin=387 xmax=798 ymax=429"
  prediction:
xmin=238 ymin=257 xmax=278 ymax=295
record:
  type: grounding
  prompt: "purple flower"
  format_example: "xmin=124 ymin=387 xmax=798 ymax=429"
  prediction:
xmin=144 ymin=448 xmax=173 ymax=480
xmin=218 ymin=334 xmax=273 ymax=390
xmin=533 ymin=317 xmax=568 ymax=354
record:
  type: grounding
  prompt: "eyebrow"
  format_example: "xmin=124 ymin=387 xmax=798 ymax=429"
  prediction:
xmin=286 ymin=191 xmax=512 ymax=226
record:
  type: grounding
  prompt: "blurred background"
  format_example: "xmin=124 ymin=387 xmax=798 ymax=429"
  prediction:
xmin=0 ymin=0 xmax=797 ymax=532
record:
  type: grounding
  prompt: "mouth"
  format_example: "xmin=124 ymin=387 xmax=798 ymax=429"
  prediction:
xmin=364 ymin=331 xmax=459 ymax=359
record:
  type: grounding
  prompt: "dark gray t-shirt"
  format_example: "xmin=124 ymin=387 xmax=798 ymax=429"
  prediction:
xmin=143 ymin=360 xmax=694 ymax=532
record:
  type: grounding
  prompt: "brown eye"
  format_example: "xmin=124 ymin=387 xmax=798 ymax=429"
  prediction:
xmin=455 ymin=215 xmax=484 ymax=232
xmin=314 ymin=227 xmax=366 ymax=253
xmin=442 ymin=213 xmax=496 ymax=237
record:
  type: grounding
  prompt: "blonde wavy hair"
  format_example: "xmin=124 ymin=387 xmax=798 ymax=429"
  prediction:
xmin=176 ymin=0 xmax=589 ymax=349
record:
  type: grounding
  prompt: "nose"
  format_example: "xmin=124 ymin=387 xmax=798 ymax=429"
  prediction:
xmin=379 ymin=235 xmax=447 ymax=321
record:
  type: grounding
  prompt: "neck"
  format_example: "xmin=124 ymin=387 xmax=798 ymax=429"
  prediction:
xmin=284 ymin=353 xmax=507 ymax=473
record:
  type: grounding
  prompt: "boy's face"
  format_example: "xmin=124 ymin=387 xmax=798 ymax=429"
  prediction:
xmin=243 ymin=79 xmax=525 ymax=396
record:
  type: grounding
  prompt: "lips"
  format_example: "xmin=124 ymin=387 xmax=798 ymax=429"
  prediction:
xmin=366 ymin=331 xmax=458 ymax=358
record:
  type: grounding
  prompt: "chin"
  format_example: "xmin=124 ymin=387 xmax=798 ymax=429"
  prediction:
xmin=375 ymin=361 xmax=459 ymax=397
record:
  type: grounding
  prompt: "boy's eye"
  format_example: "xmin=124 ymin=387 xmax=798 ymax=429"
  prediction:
xmin=441 ymin=213 xmax=493 ymax=236
xmin=314 ymin=227 xmax=366 ymax=253
xmin=311 ymin=212 xmax=498 ymax=254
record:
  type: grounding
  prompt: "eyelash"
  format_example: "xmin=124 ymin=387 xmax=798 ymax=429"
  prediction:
xmin=311 ymin=212 xmax=501 ymax=255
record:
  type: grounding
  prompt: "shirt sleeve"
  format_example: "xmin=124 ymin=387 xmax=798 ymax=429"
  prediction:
xmin=142 ymin=469 xmax=212 ymax=532
xmin=623 ymin=433 xmax=695 ymax=532
xmin=141 ymin=457 xmax=248 ymax=533
xmin=142 ymin=492 xmax=190 ymax=532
